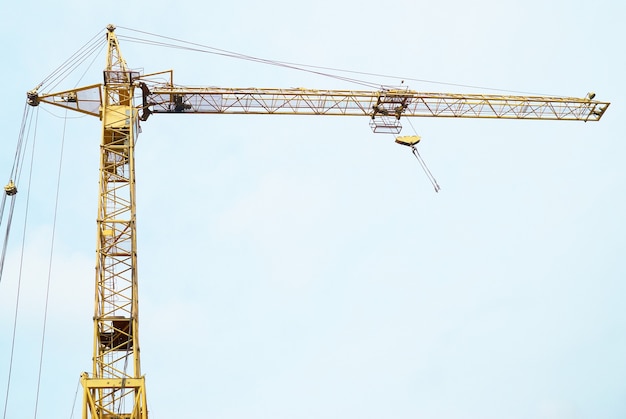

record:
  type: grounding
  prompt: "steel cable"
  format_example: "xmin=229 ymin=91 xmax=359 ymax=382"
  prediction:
xmin=1 ymin=102 xmax=36 ymax=282
xmin=115 ymin=25 xmax=550 ymax=96
xmin=32 ymin=109 xmax=67 ymax=419
xmin=2 ymin=107 xmax=39 ymax=419
xmin=36 ymin=29 xmax=106 ymax=93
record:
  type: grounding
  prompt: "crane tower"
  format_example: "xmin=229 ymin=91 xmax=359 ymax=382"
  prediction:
xmin=24 ymin=25 xmax=609 ymax=419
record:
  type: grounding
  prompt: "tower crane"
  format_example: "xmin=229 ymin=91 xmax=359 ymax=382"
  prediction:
xmin=22 ymin=25 xmax=610 ymax=419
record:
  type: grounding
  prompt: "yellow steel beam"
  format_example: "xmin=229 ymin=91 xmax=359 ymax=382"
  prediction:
xmin=78 ymin=24 xmax=147 ymax=419
xmin=140 ymin=86 xmax=609 ymax=121
xmin=32 ymin=83 xmax=610 ymax=122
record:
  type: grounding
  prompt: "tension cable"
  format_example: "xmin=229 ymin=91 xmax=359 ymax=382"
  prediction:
xmin=2 ymin=104 xmax=39 ymax=419
xmin=395 ymin=135 xmax=441 ymax=193
xmin=0 ymin=104 xmax=36 ymax=283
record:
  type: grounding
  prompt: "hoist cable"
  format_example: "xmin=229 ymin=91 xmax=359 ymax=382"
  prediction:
xmin=36 ymin=29 xmax=106 ymax=93
xmin=1 ymin=195 xmax=21 ymax=419
xmin=39 ymin=28 xmax=103 ymax=86
xmin=68 ymin=376 xmax=80 ymax=419
xmin=71 ymin=41 xmax=107 ymax=89
xmin=116 ymin=26 xmax=551 ymax=96
xmin=115 ymin=28 xmax=382 ymax=89
xmin=411 ymin=146 xmax=440 ymax=193
xmin=405 ymin=118 xmax=440 ymax=193
xmin=117 ymin=342 xmax=132 ymax=416
xmin=2 ymin=108 xmax=39 ymax=419
xmin=119 ymin=34 xmax=380 ymax=89
xmin=33 ymin=110 xmax=68 ymax=419
xmin=8 ymin=104 xmax=31 ymax=187
xmin=0 ymin=197 xmax=16 ymax=283
xmin=44 ymin=37 xmax=106 ymax=93
xmin=1 ymin=104 xmax=35 ymax=282
xmin=0 ymin=194 xmax=5 ymax=231
xmin=37 ymin=106 xmax=88 ymax=120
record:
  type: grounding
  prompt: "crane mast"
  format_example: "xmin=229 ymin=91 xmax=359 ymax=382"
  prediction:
xmin=23 ymin=24 xmax=609 ymax=419
xmin=78 ymin=25 xmax=147 ymax=419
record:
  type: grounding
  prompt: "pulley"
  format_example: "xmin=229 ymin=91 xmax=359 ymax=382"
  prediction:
xmin=4 ymin=180 xmax=17 ymax=196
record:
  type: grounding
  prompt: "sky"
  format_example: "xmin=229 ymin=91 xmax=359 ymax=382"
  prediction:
xmin=0 ymin=1 xmax=625 ymax=419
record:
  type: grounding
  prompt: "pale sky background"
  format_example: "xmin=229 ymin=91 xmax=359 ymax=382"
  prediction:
xmin=0 ymin=1 xmax=625 ymax=419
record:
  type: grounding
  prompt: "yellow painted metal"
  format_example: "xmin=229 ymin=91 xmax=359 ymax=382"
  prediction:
xmin=104 ymin=105 xmax=133 ymax=128
xmin=80 ymin=25 xmax=148 ymax=419
xmin=396 ymin=136 xmax=422 ymax=146
xmin=36 ymin=84 xmax=103 ymax=117
xmin=24 ymin=24 xmax=613 ymax=419
xmin=33 ymin=79 xmax=610 ymax=124
xmin=139 ymin=86 xmax=610 ymax=121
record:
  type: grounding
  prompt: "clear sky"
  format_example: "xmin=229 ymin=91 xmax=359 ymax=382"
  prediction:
xmin=0 ymin=1 xmax=625 ymax=419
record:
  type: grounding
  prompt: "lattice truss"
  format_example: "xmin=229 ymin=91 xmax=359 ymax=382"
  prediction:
xmin=24 ymin=24 xmax=609 ymax=419
xmin=81 ymin=27 xmax=147 ymax=419
xmin=139 ymin=86 xmax=608 ymax=121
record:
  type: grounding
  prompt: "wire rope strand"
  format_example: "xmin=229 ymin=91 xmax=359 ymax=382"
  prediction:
xmin=8 ymin=104 xmax=31 ymax=185
xmin=405 ymin=119 xmax=440 ymax=192
xmin=2 ymin=108 xmax=39 ymax=419
xmin=37 ymin=29 xmax=106 ymax=92
xmin=115 ymin=29 xmax=381 ymax=89
xmin=0 ymin=194 xmax=5 ymax=230
xmin=71 ymin=41 xmax=107 ymax=89
xmin=116 ymin=26 xmax=555 ymax=96
xmin=32 ymin=109 xmax=67 ymax=419
xmin=411 ymin=146 xmax=440 ymax=193
xmin=68 ymin=376 xmax=81 ymax=419
xmin=0 ymin=105 xmax=35 ymax=282
xmin=0 ymin=197 xmax=16 ymax=282
xmin=44 ymin=37 xmax=107 ymax=94
xmin=0 ymin=195 xmax=18 ymax=419
xmin=39 ymin=28 xmax=103 ymax=84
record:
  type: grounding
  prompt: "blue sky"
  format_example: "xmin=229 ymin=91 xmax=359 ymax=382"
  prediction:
xmin=0 ymin=1 xmax=625 ymax=419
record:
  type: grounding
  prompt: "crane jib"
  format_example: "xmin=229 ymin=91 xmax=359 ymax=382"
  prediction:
xmin=28 ymin=82 xmax=609 ymax=123
xmin=140 ymin=88 xmax=609 ymax=122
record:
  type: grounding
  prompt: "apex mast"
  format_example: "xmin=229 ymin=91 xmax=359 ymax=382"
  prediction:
xmin=80 ymin=24 xmax=148 ymax=419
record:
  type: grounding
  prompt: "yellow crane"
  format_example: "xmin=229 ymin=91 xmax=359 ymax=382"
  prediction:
xmin=23 ymin=24 xmax=610 ymax=419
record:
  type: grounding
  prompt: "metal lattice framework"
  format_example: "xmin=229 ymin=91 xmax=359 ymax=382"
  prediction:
xmin=36 ymin=79 xmax=609 ymax=124
xmin=36 ymin=74 xmax=609 ymax=136
xmin=26 ymin=23 xmax=610 ymax=419
xmin=78 ymin=25 xmax=147 ymax=419
xmin=142 ymin=86 xmax=608 ymax=120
